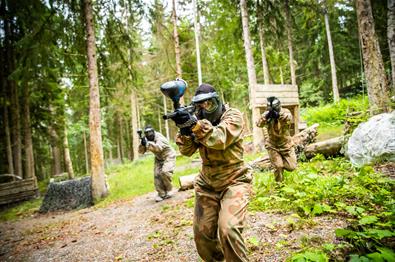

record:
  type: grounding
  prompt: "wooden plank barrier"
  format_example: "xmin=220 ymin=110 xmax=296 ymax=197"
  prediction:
xmin=0 ymin=177 xmax=39 ymax=205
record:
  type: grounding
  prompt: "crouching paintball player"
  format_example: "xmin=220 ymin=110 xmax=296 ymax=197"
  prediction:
xmin=256 ymin=96 xmax=297 ymax=182
xmin=168 ymin=82 xmax=253 ymax=262
xmin=138 ymin=125 xmax=176 ymax=202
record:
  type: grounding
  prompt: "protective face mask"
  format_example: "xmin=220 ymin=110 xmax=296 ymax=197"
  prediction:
xmin=203 ymin=99 xmax=218 ymax=113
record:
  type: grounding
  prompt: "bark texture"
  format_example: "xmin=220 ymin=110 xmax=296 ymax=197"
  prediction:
xmin=83 ymin=0 xmax=108 ymax=200
xmin=388 ymin=0 xmax=395 ymax=93
xmin=131 ymin=90 xmax=139 ymax=160
xmin=284 ymin=0 xmax=297 ymax=86
xmin=23 ymin=84 xmax=35 ymax=180
xmin=240 ymin=0 xmax=264 ymax=150
xmin=63 ymin=127 xmax=74 ymax=179
xmin=257 ymin=0 xmax=270 ymax=85
xmin=356 ymin=0 xmax=390 ymax=113
xmin=323 ymin=3 xmax=339 ymax=102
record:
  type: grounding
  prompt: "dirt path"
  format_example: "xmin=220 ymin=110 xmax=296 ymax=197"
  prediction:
xmin=0 ymin=189 xmax=346 ymax=262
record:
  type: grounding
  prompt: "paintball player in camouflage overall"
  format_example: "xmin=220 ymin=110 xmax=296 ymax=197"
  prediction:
xmin=138 ymin=125 xmax=176 ymax=202
xmin=256 ymin=96 xmax=297 ymax=182
xmin=171 ymin=84 xmax=253 ymax=262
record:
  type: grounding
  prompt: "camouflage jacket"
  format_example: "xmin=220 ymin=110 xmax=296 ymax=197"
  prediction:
xmin=256 ymin=108 xmax=294 ymax=152
xmin=139 ymin=131 xmax=176 ymax=162
xmin=176 ymin=106 xmax=252 ymax=192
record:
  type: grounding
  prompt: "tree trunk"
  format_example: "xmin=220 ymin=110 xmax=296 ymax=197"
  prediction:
xmin=388 ymin=0 xmax=395 ymax=93
xmin=284 ymin=0 xmax=297 ymax=86
xmin=0 ymin=42 xmax=14 ymax=175
xmin=163 ymin=94 xmax=170 ymax=141
xmin=171 ymin=0 xmax=185 ymax=106
xmin=83 ymin=130 xmax=90 ymax=174
xmin=193 ymin=0 xmax=202 ymax=85
xmin=240 ymin=0 xmax=264 ymax=151
xmin=117 ymin=114 xmax=124 ymax=163
xmin=356 ymin=0 xmax=390 ymax=113
xmin=63 ymin=127 xmax=74 ymax=179
xmin=257 ymin=0 xmax=270 ymax=85
xmin=49 ymin=127 xmax=62 ymax=176
xmin=131 ymin=89 xmax=139 ymax=160
xmin=158 ymin=108 xmax=162 ymax=133
xmin=23 ymin=84 xmax=35 ymax=180
xmin=4 ymin=11 xmax=22 ymax=178
xmin=83 ymin=0 xmax=108 ymax=200
xmin=3 ymin=102 xmax=14 ymax=175
xmin=323 ymin=3 xmax=340 ymax=102
xmin=172 ymin=0 xmax=182 ymax=78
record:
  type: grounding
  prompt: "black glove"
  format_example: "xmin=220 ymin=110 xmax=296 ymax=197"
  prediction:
xmin=265 ymin=110 xmax=279 ymax=121
xmin=141 ymin=137 xmax=147 ymax=146
xmin=180 ymin=127 xmax=193 ymax=136
xmin=171 ymin=110 xmax=197 ymax=129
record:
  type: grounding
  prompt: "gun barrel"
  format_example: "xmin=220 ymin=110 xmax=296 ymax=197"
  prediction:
xmin=163 ymin=111 xmax=177 ymax=120
xmin=163 ymin=105 xmax=195 ymax=120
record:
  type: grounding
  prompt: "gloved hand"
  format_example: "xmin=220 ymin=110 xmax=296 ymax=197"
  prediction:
xmin=265 ymin=110 xmax=279 ymax=121
xmin=141 ymin=137 xmax=147 ymax=146
xmin=179 ymin=127 xmax=192 ymax=136
xmin=171 ymin=110 xmax=197 ymax=129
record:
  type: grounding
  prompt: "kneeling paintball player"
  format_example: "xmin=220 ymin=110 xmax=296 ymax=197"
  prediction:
xmin=256 ymin=96 xmax=297 ymax=182
xmin=168 ymin=81 xmax=252 ymax=262
xmin=138 ymin=125 xmax=176 ymax=202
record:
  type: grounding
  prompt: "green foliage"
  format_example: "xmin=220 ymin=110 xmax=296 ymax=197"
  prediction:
xmin=251 ymin=156 xmax=394 ymax=259
xmin=301 ymin=96 xmax=369 ymax=127
xmin=290 ymin=250 xmax=329 ymax=262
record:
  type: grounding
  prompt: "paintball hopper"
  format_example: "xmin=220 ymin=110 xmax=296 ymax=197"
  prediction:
xmin=160 ymin=78 xmax=187 ymax=109
xmin=160 ymin=78 xmax=195 ymax=120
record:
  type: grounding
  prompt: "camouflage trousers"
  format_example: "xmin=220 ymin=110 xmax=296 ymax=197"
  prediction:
xmin=154 ymin=157 xmax=175 ymax=197
xmin=193 ymin=182 xmax=251 ymax=262
xmin=267 ymin=147 xmax=297 ymax=182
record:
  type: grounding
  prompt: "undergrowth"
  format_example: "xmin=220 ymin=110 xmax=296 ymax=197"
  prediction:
xmin=301 ymin=96 xmax=369 ymax=127
xmin=251 ymin=155 xmax=395 ymax=261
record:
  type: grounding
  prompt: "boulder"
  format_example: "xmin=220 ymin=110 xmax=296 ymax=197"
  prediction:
xmin=39 ymin=176 xmax=93 ymax=213
xmin=347 ymin=111 xmax=395 ymax=167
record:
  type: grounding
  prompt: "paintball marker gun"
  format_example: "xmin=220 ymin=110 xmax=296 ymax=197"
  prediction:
xmin=137 ymin=129 xmax=143 ymax=139
xmin=160 ymin=78 xmax=195 ymax=120
xmin=137 ymin=129 xmax=147 ymax=146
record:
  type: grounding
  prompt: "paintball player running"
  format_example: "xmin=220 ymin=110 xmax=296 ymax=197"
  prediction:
xmin=171 ymin=83 xmax=252 ymax=262
xmin=256 ymin=96 xmax=297 ymax=182
xmin=138 ymin=125 xmax=176 ymax=202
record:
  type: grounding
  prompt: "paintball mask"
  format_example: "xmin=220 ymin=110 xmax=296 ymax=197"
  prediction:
xmin=267 ymin=96 xmax=281 ymax=113
xmin=144 ymin=126 xmax=155 ymax=141
xmin=192 ymin=84 xmax=224 ymax=125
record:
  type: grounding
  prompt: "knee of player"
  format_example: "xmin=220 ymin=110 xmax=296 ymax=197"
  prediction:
xmin=285 ymin=161 xmax=297 ymax=171
xmin=218 ymin=219 xmax=239 ymax=240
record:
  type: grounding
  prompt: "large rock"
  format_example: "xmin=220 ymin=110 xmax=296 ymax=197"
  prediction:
xmin=347 ymin=111 xmax=395 ymax=167
xmin=39 ymin=176 xmax=93 ymax=213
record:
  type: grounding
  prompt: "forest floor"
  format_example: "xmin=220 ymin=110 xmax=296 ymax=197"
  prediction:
xmin=0 ymin=185 xmax=347 ymax=262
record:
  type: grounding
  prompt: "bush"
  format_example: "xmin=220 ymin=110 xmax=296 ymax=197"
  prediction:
xmin=301 ymin=96 xmax=369 ymax=126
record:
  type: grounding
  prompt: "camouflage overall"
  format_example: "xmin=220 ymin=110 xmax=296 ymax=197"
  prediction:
xmin=139 ymin=132 xmax=176 ymax=198
xmin=177 ymin=107 xmax=252 ymax=262
xmin=256 ymin=108 xmax=297 ymax=182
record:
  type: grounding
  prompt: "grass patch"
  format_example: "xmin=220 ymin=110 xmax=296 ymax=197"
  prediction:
xmin=316 ymin=125 xmax=344 ymax=141
xmin=96 ymin=154 xmax=200 ymax=208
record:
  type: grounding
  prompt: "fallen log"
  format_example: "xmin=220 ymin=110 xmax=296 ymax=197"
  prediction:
xmin=178 ymin=173 xmax=198 ymax=191
xmin=249 ymin=123 xmax=320 ymax=170
xmin=304 ymin=136 xmax=346 ymax=159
